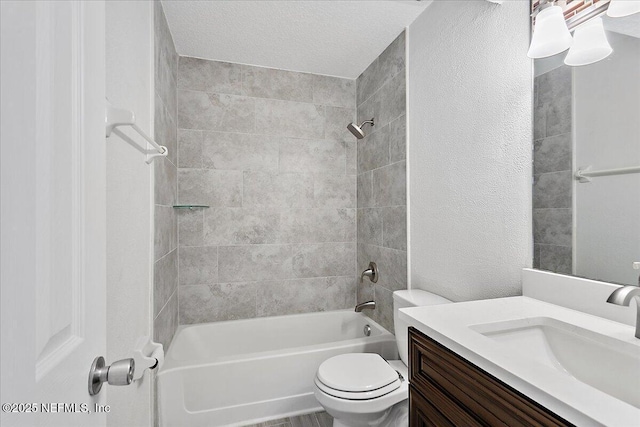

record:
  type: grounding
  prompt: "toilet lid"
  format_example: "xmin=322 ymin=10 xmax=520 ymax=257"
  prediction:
xmin=316 ymin=354 xmax=399 ymax=393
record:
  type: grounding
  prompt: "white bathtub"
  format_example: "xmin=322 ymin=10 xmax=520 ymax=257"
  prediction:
xmin=157 ymin=310 xmax=397 ymax=427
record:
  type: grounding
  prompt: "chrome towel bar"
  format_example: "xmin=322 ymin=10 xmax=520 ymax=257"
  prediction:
xmin=575 ymin=165 xmax=640 ymax=183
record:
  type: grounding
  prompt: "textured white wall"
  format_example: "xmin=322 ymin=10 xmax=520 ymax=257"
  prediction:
xmin=105 ymin=1 xmax=154 ymax=426
xmin=574 ymin=32 xmax=640 ymax=286
xmin=408 ymin=0 xmax=532 ymax=301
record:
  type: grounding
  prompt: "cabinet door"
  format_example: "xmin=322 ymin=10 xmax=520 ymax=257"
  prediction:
xmin=409 ymin=328 xmax=573 ymax=427
xmin=409 ymin=385 xmax=454 ymax=427
xmin=410 ymin=381 xmax=483 ymax=427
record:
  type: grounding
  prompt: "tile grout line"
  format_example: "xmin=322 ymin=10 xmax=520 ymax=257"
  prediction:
xmin=356 ymin=65 xmax=406 ymax=109
xmin=532 ymin=130 xmax=572 ymax=143
xmin=536 ymin=243 xmax=573 ymax=248
xmin=183 ymin=276 xmax=356 ymax=287
xmin=533 ymin=169 xmax=573 ymax=178
xmin=176 ymin=125 xmax=358 ymax=143
xmin=155 ymin=286 xmax=177 ymax=323
xmin=178 ymin=86 xmax=355 ymax=110
xmin=180 ymin=242 xmax=358 ymax=249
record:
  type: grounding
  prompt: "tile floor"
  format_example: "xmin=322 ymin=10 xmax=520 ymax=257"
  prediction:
xmin=243 ymin=411 xmax=333 ymax=427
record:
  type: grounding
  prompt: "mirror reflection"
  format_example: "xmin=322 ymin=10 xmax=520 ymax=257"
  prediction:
xmin=533 ymin=13 xmax=640 ymax=286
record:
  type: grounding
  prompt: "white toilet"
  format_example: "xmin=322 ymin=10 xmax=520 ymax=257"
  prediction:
xmin=313 ymin=290 xmax=451 ymax=427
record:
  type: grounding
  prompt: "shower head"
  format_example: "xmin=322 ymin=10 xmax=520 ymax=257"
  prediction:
xmin=347 ymin=118 xmax=374 ymax=139
xmin=347 ymin=123 xmax=365 ymax=139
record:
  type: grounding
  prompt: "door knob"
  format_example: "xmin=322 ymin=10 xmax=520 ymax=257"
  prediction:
xmin=88 ymin=356 xmax=135 ymax=396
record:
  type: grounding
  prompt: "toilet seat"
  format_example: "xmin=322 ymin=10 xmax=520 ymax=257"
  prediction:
xmin=314 ymin=377 xmax=408 ymax=417
xmin=314 ymin=377 xmax=401 ymax=400
xmin=315 ymin=354 xmax=401 ymax=400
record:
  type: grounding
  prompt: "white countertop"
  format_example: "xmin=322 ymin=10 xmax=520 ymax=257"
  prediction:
xmin=399 ymin=296 xmax=640 ymax=427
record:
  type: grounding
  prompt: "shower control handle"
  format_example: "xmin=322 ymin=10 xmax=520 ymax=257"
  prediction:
xmin=88 ymin=356 xmax=135 ymax=396
xmin=360 ymin=261 xmax=378 ymax=283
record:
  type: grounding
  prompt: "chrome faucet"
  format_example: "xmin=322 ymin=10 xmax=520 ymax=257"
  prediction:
xmin=355 ymin=301 xmax=376 ymax=312
xmin=361 ymin=261 xmax=378 ymax=283
xmin=607 ymin=285 xmax=640 ymax=339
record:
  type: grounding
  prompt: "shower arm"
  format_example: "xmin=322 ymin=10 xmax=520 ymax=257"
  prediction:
xmin=359 ymin=119 xmax=375 ymax=128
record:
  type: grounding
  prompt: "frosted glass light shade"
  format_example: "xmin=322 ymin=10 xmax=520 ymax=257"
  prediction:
xmin=528 ymin=6 xmax=573 ymax=59
xmin=607 ymin=0 xmax=640 ymax=17
xmin=564 ymin=18 xmax=613 ymax=66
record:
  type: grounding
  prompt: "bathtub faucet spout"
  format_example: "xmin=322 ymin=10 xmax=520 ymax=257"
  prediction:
xmin=355 ymin=301 xmax=376 ymax=312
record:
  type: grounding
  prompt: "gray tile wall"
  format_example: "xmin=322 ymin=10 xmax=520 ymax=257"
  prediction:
xmin=176 ymin=57 xmax=358 ymax=324
xmin=153 ymin=1 xmax=179 ymax=350
xmin=533 ymin=66 xmax=573 ymax=274
xmin=356 ymin=32 xmax=407 ymax=333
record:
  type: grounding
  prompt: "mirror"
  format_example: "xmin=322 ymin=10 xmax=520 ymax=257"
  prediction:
xmin=532 ymin=12 xmax=640 ymax=286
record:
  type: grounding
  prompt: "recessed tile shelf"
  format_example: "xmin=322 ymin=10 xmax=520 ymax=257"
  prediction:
xmin=172 ymin=205 xmax=210 ymax=210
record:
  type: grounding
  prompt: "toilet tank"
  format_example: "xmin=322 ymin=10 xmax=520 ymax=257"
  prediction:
xmin=393 ymin=290 xmax=451 ymax=365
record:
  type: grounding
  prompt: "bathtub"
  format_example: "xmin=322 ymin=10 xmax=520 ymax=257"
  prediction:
xmin=157 ymin=310 xmax=397 ymax=427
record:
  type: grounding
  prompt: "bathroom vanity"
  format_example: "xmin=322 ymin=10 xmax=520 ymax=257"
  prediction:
xmin=408 ymin=327 xmax=571 ymax=427
xmin=401 ymin=269 xmax=640 ymax=427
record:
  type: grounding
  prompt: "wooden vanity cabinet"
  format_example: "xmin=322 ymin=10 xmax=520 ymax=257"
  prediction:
xmin=408 ymin=327 xmax=574 ymax=427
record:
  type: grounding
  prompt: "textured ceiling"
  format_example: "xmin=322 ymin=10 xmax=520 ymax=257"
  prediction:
xmin=161 ymin=1 xmax=432 ymax=78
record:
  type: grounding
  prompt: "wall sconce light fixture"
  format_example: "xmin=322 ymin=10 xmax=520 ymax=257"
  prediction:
xmin=527 ymin=3 xmax=573 ymax=58
xmin=564 ymin=17 xmax=613 ymax=66
xmin=529 ymin=0 xmax=640 ymax=66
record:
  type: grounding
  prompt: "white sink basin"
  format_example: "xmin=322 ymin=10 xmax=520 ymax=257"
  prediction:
xmin=470 ymin=317 xmax=640 ymax=409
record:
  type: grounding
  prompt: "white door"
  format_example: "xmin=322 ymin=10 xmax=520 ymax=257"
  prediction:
xmin=1 ymin=1 xmax=108 ymax=426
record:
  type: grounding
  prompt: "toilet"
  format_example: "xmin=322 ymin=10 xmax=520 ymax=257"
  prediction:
xmin=313 ymin=290 xmax=451 ymax=427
